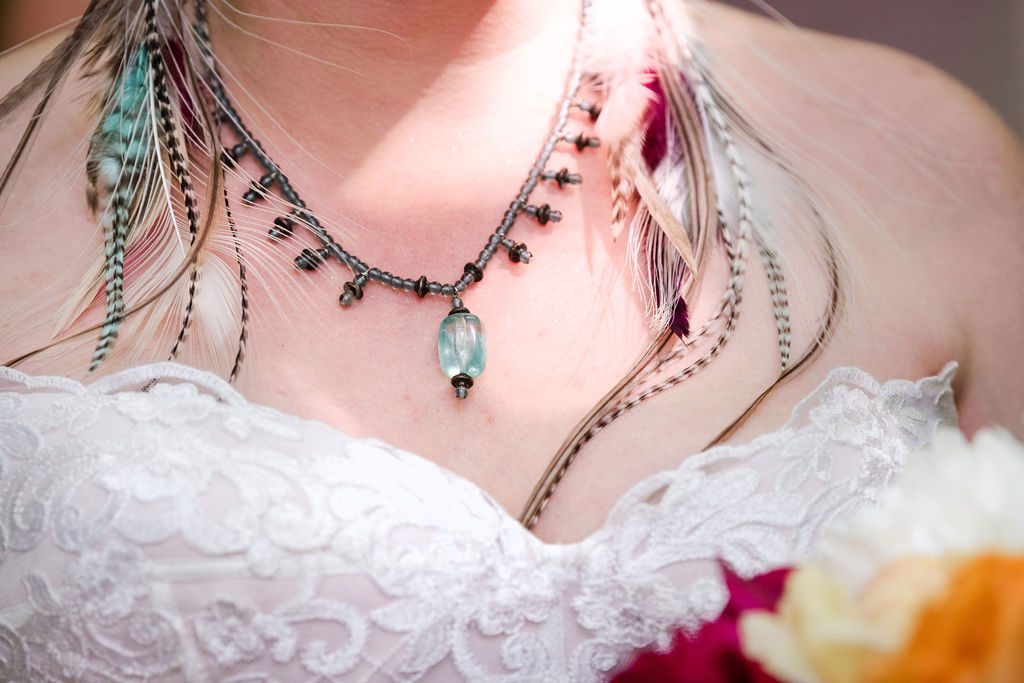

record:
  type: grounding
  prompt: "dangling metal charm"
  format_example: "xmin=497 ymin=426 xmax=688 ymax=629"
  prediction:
xmin=572 ymin=99 xmax=601 ymax=120
xmin=526 ymin=203 xmax=562 ymax=225
xmin=561 ymin=131 xmax=601 ymax=151
xmin=438 ymin=301 xmax=486 ymax=399
xmin=541 ymin=167 xmax=582 ymax=188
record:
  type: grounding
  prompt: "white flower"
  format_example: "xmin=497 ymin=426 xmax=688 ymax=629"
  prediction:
xmin=817 ymin=426 xmax=1024 ymax=592
xmin=740 ymin=426 xmax=1024 ymax=683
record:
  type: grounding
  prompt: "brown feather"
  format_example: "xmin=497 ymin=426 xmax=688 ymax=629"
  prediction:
xmin=607 ymin=137 xmax=637 ymax=240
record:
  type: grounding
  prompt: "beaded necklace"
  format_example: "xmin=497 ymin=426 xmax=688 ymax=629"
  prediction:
xmin=196 ymin=1 xmax=600 ymax=400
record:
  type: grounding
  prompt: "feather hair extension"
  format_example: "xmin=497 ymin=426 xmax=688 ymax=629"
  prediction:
xmin=521 ymin=2 xmax=751 ymax=522
xmin=0 ymin=2 xmax=227 ymax=374
xmin=142 ymin=0 xmax=203 ymax=361
xmin=86 ymin=43 xmax=156 ymax=370
xmin=581 ymin=0 xmax=655 ymax=240
xmin=621 ymin=0 xmax=737 ymax=363
xmin=607 ymin=27 xmax=721 ymax=336
xmin=6 ymin=0 xmax=244 ymax=380
xmin=757 ymin=235 xmax=792 ymax=369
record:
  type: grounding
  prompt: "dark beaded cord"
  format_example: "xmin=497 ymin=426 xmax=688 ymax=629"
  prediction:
xmin=198 ymin=7 xmax=599 ymax=312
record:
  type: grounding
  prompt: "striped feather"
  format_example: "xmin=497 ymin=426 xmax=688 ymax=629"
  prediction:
xmin=86 ymin=45 xmax=155 ymax=370
xmin=142 ymin=0 xmax=202 ymax=360
xmin=757 ymin=236 xmax=792 ymax=369
xmin=222 ymin=187 xmax=250 ymax=384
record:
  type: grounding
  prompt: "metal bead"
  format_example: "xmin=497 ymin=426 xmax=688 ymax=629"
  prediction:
xmin=428 ymin=282 xmax=441 ymax=294
xmin=575 ymin=134 xmax=600 ymax=151
xmin=258 ymin=172 xmax=277 ymax=188
xmin=242 ymin=181 xmax=264 ymax=205
xmin=508 ymin=242 xmax=531 ymax=264
xmin=450 ymin=373 xmax=474 ymax=400
xmin=573 ymin=99 xmax=602 ymax=120
xmin=414 ymin=275 xmax=430 ymax=298
xmin=527 ymin=203 xmax=561 ymax=225
xmin=440 ymin=284 xmax=455 ymax=297
xmin=562 ymin=132 xmax=600 ymax=151
xmin=295 ymin=247 xmax=330 ymax=271
xmin=230 ymin=143 xmax=247 ymax=158
xmin=543 ymin=167 xmax=582 ymax=188
xmin=269 ymin=216 xmax=294 ymax=239
xmin=339 ymin=280 xmax=363 ymax=306
xmin=463 ymin=262 xmax=483 ymax=282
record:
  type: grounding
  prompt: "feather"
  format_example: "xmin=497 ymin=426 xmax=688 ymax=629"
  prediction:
xmin=757 ymin=236 xmax=792 ymax=369
xmin=142 ymin=0 xmax=203 ymax=360
xmin=33 ymin=0 xmax=240 ymax=380
xmin=613 ymin=0 xmax=756 ymax=392
xmin=86 ymin=44 xmax=156 ymax=370
xmin=582 ymin=0 xmax=656 ymax=240
xmin=618 ymin=67 xmax=714 ymax=335
xmin=670 ymin=296 xmax=689 ymax=338
xmin=222 ymin=187 xmax=250 ymax=384
xmin=620 ymin=211 xmax=744 ymax=407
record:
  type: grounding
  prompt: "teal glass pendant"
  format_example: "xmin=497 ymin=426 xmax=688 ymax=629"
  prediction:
xmin=438 ymin=305 xmax=486 ymax=399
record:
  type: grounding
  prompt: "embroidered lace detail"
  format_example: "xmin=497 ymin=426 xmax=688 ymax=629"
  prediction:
xmin=0 ymin=360 xmax=958 ymax=682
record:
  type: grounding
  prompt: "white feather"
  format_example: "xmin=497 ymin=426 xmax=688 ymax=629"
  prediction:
xmin=583 ymin=0 xmax=656 ymax=147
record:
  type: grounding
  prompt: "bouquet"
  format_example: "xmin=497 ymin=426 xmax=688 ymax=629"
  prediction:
xmin=612 ymin=427 xmax=1024 ymax=683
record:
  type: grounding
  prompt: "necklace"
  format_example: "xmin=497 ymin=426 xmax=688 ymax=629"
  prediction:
xmin=195 ymin=1 xmax=601 ymax=400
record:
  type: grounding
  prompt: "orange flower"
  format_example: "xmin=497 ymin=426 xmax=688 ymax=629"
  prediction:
xmin=739 ymin=557 xmax=952 ymax=683
xmin=869 ymin=555 xmax=1024 ymax=683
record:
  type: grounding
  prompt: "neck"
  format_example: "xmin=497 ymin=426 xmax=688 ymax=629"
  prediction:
xmin=212 ymin=0 xmax=574 ymax=67
xmin=206 ymin=0 xmax=583 ymax=157
xmin=206 ymin=0 xmax=589 ymax=260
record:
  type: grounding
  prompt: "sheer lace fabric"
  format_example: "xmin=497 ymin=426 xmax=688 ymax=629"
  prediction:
xmin=0 ymin=360 xmax=958 ymax=682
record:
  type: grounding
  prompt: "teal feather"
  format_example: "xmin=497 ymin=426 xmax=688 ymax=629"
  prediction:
xmin=87 ymin=45 xmax=154 ymax=371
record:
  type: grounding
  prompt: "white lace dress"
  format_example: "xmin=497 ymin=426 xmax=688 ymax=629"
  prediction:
xmin=0 ymin=360 xmax=958 ymax=682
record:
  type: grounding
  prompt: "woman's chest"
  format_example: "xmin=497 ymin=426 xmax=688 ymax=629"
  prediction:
xmin=223 ymin=225 xmax=954 ymax=544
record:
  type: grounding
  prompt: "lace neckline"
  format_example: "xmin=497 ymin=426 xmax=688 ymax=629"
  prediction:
xmin=0 ymin=359 xmax=960 ymax=551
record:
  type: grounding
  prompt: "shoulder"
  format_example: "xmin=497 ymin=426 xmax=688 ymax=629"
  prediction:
xmin=692 ymin=1 xmax=1023 ymax=212
xmin=0 ymin=29 xmax=100 ymax=367
xmin=688 ymin=2 xmax=1021 ymax=191
xmin=692 ymin=2 xmax=1024 ymax=436
xmin=0 ymin=27 xmax=70 ymax=95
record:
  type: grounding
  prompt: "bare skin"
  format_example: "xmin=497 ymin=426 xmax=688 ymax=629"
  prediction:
xmin=1 ymin=1 xmax=1022 ymax=543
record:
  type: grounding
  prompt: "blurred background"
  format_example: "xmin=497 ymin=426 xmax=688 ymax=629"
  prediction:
xmin=2 ymin=0 xmax=1022 ymax=135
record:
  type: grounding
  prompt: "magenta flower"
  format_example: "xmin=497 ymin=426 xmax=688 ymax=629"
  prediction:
xmin=610 ymin=564 xmax=790 ymax=683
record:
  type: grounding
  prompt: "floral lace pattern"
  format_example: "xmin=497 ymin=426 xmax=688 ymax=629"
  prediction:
xmin=0 ymin=360 xmax=958 ymax=682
